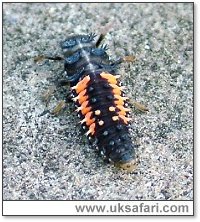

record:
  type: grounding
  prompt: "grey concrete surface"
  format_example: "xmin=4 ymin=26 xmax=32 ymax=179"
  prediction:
xmin=3 ymin=3 xmax=193 ymax=200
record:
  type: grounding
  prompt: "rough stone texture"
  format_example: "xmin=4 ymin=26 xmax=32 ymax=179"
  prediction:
xmin=3 ymin=3 xmax=193 ymax=200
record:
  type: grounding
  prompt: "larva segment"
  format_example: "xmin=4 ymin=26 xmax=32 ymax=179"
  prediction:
xmin=73 ymin=89 xmax=89 ymax=104
xmin=81 ymin=111 xmax=95 ymax=126
xmin=72 ymin=75 xmax=90 ymax=94
xmin=76 ymin=101 xmax=92 ymax=115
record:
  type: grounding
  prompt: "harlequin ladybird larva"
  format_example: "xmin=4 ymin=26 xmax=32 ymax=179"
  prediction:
xmin=37 ymin=33 xmax=146 ymax=172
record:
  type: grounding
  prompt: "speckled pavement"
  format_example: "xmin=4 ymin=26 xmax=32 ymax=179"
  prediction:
xmin=3 ymin=3 xmax=193 ymax=200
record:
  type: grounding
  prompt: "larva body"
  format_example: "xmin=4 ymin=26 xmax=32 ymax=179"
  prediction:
xmin=61 ymin=33 xmax=137 ymax=171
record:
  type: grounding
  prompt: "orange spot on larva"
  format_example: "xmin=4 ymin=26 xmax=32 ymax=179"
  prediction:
xmin=77 ymin=89 xmax=89 ymax=104
xmin=71 ymin=75 xmax=90 ymax=94
xmin=98 ymin=120 xmax=104 ymax=126
xmin=100 ymin=72 xmax=120 ymax=84
xmin=86 ymin=123 xmax=96 ymax=136
xmin=76 ymin=101 xmax=92 ymax=115
xmin=112 ymin=116 xmax=119 ymax=121
xmin=94 ymin=110 xmax=101 ymax=115
xmin=84 ymin=111 xmax=95 ymax=126
xmin=114 ymin=95 xmax=129 ymax=106
xmin=117 ymin=105 xmax=130 ymax=116
xmin=82 ymin=103 xmax=91 ymax=115
xmin=119 ymin=115 xmax=132 ymax=124
xmin=109 ymin=106 xmax=115 ymax=112
xmin=109 ymin=84 xmax=124 ymax=95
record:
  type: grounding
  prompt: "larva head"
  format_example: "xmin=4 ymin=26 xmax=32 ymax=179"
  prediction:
xmin=60 ymin=33 xmax=96 ymax=55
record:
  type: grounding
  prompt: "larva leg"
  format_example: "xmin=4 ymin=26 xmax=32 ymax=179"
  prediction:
xmin=41 ymin=79 xmax=71 ymax=106
xmin=95 ymin=33 xmax=106 ymax=47
xmin=51 ymin=100 xmax=67 ymax=115
xmin=34 ymin=55 xmax=64 ymax=63
xmin=130 ymin=100 xmax=149 ymax=112
xmin=110 ymin=55 xmax=136 ymax=67
xmin=39 ymin=95 xmax=71 ymax=117
xmin=38 ymin=109 xmax=50 ymax=117
xmin=41 ymin=86 xmax=56 ymax=106
xmin=56 ymin=79 xmax=70 ymax=87
xmin=37 ymin=56 xmax=71 ymax=115
xmin=122 ymin=55 xmax=136 ymax=63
